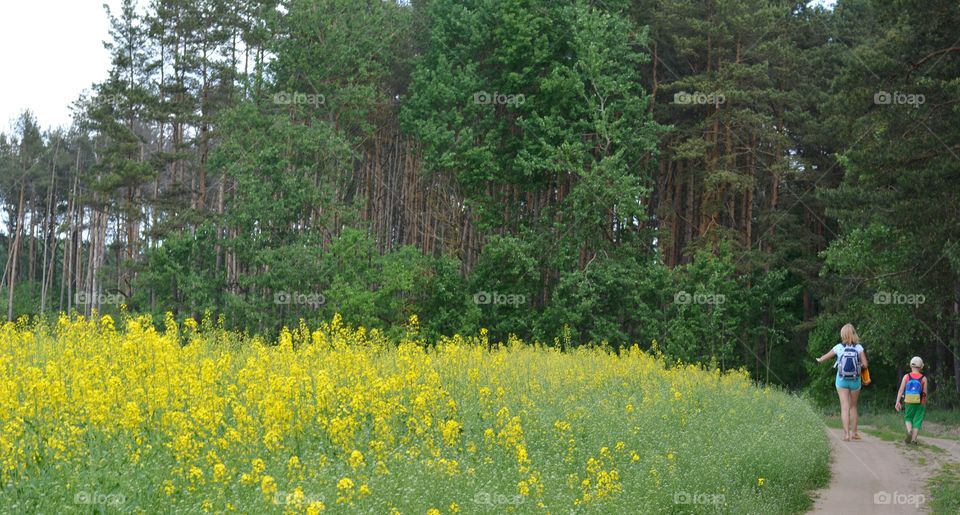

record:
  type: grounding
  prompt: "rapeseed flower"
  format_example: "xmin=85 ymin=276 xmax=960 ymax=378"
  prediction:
xmin=0 ymin=313 xmax=826 ymax=513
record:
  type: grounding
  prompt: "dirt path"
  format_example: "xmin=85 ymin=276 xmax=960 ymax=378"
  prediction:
xmin=809 ymin=428 xmax=949 ymax=514
xmin=922 ymin=435 xmax=960 ymax=460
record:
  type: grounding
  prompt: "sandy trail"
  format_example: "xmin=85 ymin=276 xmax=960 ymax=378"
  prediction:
xmin=808 ymin=427 xmax=960 ymax=514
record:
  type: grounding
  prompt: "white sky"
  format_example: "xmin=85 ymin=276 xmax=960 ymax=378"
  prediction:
xmin=0 ymin=0 xmax=124 ymax=133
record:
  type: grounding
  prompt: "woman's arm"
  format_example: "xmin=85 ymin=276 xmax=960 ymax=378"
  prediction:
xmin=859 ymin=351 xmax=868 ymax=369
xmin=815 ymin=350 xmax=836 ymax=364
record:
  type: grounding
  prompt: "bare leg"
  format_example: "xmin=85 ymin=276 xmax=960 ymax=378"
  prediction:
xmin=911 ymin=427 xmax=920 ymax=443
xmin=850 ymin=388 xmax=861 ymax=438
xmin=837 ymin=388 xmax=851 ymax=440
xmin=905 ymin=422 xmax=913 ymax=443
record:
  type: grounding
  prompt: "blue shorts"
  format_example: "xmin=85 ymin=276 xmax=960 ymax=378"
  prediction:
xmin=835 ymin=376 xmax=862 ymax=391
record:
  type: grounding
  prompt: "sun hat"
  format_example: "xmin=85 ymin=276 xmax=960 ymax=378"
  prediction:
xmin=910 ymin=356 xmax=924 ymax=368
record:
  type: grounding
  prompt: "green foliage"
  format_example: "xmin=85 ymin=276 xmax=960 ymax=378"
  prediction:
xmin=814 ymin=0 xmax=960 ymax=401
xmin=467 ymin=235 xmax=540 ymax=341
xmin=402 ymin=0 xmax=662 ymax=233
xmin=4 ymin=0 xmax=960 ymax=400
xmin=133 ymin=222 xmax=224 ymax=319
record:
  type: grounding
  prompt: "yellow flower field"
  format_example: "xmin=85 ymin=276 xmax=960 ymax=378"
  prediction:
xmin=0 ymin=313 xmax=828 ymax=513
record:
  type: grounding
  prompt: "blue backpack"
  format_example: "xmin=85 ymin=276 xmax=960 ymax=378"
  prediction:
xmin=904 ymin=373 xmax=924 ymax=404
xmin=837 ymin=346 xmax=861 ymax=379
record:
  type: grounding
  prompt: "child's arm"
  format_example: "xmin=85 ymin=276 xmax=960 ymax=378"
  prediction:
xmin=815 ymin=350 xmax=836 ymax=364
xmin=922 ymin=376 xmax=929 ymax=405
xmin=895 ymin=375 xmax=907 ymax=412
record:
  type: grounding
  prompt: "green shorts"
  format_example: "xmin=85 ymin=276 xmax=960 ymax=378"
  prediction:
xmin=904 ymin=403 xmax=926 ymax=429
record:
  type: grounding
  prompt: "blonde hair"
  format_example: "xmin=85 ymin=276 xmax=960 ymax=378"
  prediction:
xmin=840 ymin=324 xmax=860 ymax=345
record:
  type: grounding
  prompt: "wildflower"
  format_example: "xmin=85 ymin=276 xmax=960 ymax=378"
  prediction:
xmin=441 ymin=419 xmax=462 ymax=447
xmin=260 ymin=475 xmax=277 ymax=496
xmin=0 ymin=312 xmax=822 ymax=513
xmin=336 ymin=477 xmax=355 ymax=505
xmin=348 ymin=450 xmax=365 ymax=470
xmin=288 ymin=487 xmax=306 ymax=505
xmin=213 ymin=463 xmax=228 ymax=482
xmin=288 ymin=455 xmax=302 ymax=476
xmin=518 ymin=480 xmax=530 ymax=496
xmin=516 ymin=444 xmax=530 ymax=465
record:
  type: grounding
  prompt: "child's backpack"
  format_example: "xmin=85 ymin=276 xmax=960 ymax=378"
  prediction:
xmin=837 ymin=345 xmax=861 ymax=379
xmin=904 ymin=373 xmax=924 ymax=404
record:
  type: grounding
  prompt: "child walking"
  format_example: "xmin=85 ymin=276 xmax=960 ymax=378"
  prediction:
xmin=895 ymin=356 xmax=928 ymax=445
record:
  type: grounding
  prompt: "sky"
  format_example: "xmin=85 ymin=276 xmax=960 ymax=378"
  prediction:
xmin=0 ymin=0 xmax=124 ymax=133
xmin=0 ymin=0 xmax=837 ymax=135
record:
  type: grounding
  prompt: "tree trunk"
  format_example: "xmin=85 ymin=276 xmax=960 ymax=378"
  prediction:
xmin=953 ymin=279 xmax=960 ymax=393
xmin=7 ymin=183 xmax=26 ymax=321
xmin=40 ymin=137 xmax=60 ymax=313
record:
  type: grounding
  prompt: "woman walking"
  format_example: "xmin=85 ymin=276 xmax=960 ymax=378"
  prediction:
xmin=815 ymin=324 xmax=869 ymax=441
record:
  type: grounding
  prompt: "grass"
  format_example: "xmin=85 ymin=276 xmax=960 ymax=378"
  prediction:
xmin=930 ymin=462 xmax=960 ymax=514
xmin=0 ymin=313 xmax=831 ymax=514
xmin=822 ymin=416 xmax=947 ymax=454
xmin=821 ymin=406 xmax=960 ymax=441
xmin=870 ymin=411 xmax=960 ymax=441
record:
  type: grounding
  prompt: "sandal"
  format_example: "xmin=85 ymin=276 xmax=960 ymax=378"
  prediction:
xmin=851 ymin=433 xmax=862 ymax=440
